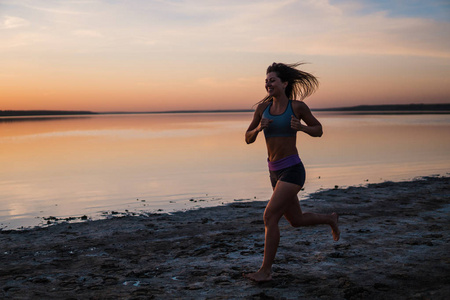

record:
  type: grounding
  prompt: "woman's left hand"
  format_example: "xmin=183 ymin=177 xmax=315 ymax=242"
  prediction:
xmin=290 ymin=115 xmax=303 ymax=131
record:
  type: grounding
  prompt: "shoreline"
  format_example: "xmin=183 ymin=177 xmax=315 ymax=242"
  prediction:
xmin=1 ymin=176 xmax=449 ymax=299
xmin=2 ymin=103 xmax=450 ymax=118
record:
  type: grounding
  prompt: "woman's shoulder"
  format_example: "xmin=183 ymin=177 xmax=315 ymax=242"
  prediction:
xmin=255 ymin=101 xmax=271 ymax=113
xmin=291 ymin=100 xmax=310 ymax=110
xmin=291 ymin=100 xmax=312 ymax=117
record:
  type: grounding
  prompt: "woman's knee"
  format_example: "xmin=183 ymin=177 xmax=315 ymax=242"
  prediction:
xmin=263 ymin=210 xmax=281 ymax=227
xmin=287 ymin=217 xmax=305 ymax=228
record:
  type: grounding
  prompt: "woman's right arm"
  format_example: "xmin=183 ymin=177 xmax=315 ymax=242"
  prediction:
xmin=245 ymin=104 xmax=268 ymax=144
xmin=245 ymin=113 xmax=262 ymax=144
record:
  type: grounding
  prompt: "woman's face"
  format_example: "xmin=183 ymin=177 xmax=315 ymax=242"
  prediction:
xmin=265 ymin=72 xmax=287 ymax=97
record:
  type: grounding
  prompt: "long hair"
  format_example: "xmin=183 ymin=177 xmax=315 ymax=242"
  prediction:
xmin=257 ymin=62 xmax=319 ymax=105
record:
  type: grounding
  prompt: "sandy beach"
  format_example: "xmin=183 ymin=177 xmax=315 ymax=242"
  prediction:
xmin=1 ymin=176 xmax=449 ymax=299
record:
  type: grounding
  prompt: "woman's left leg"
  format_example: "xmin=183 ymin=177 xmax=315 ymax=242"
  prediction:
xmin=283 ymin=195 xmax=340 ymax=241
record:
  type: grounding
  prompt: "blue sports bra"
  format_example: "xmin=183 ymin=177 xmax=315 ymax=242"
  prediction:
xmin=262 ymin=100 xmax=297 ymax=138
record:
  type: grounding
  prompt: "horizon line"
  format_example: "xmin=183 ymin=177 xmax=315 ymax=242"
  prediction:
xmin=1 ymin=103 xmax=450 ymax=117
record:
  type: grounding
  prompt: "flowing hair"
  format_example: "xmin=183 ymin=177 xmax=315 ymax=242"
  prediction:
xmin=256 ymin=62 xmax=319 ymax=105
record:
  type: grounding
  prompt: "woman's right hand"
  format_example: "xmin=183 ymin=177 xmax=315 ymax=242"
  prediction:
xmin=258 ymin=118 xmax=273 ymax=131
xmin=245 ymin=104 xmax=271 ymax=144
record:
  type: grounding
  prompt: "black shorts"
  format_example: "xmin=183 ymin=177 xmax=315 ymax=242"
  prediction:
xmin=269 ymin=162 xmax=306 ymax=188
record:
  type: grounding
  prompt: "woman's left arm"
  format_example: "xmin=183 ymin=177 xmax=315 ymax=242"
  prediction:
xmin=291 ymin=101 xmax=323 ymax=137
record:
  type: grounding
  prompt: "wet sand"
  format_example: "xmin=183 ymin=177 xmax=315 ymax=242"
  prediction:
xmin=1 ymin=176 xmax=449 ymax=299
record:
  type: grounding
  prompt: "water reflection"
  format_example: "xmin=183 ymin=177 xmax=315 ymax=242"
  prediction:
xmin=1 ymin=112 xmax=449 ymax=229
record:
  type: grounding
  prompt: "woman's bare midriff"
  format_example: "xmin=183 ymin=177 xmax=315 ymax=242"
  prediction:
xmin=265 ymin=136 xmax=298 ymax=162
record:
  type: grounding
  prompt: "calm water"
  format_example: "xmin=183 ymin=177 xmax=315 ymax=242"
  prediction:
xmin=1 ymin=112 xmax=449 ymax=229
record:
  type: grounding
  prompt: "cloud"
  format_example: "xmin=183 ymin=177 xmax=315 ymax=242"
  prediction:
xmin=11 ymin=1 xmax=91 ymax=15
xmin=0 ymin=32 xmax=45 ymax=49
xmin=159 ymin=0 xmax=450 ymax=58
xmin=2 ymin=16 xmax=30 ymax=29
xmin=73 ymin=30 xmax=103 ymax=37
xmin=88 ymin=0 xmax=447 ymax=59
xmin=1 ymin=0 xmax=449 ymax=59
xmin=294 ymin=7 xmax=450 ymax=58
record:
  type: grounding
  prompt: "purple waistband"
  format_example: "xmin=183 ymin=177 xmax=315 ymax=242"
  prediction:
xmin=268 ymin=154 xmax=301 ymax=171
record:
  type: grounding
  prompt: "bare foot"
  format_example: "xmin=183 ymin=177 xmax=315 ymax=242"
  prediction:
xmin=331 ymin=212 xmax=340 ymax=241
xmin=243 ymin=270 xmax=272 ymax=282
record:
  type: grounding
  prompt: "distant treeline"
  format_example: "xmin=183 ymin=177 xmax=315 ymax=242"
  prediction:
xmin=0 ymin=110 xmax=98 ymax=117
xmin=103 ymin=109 xmax=254 ymax=114
xmin=315 ymin=103 xmax=450 ymax=112
xmin=2 ymin=104 xmax=449 ymax=117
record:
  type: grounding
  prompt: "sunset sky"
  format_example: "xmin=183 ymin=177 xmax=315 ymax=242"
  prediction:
xmin=1 ymin=0 xmax=449 ymax=112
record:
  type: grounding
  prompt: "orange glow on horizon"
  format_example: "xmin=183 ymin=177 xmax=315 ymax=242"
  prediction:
xmin=3 ymin=61 xmax=450 ymax=112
